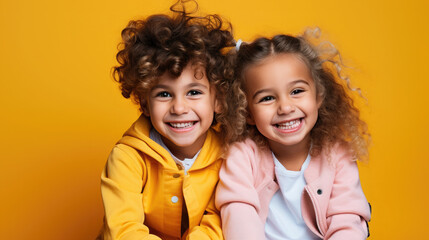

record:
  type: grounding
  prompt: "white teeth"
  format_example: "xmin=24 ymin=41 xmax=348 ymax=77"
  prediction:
xmin=277 ymin=119 xmax=300 ymax=130
xmin=169 ymin=122 xmax=194 ymax=128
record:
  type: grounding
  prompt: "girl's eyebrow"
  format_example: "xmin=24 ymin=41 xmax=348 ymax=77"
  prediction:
xmin=252 ymin=88 xmax=273 ymax=100
xmin=252 ymin=79 xmax=310 ymax=100
xmin=289 ymin=79 xmax=310 ymax=86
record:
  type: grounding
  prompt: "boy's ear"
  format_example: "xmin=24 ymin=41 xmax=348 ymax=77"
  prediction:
xmin=141 ymin=99 xmax=150 ymax=117
xmin=214 ymin=98 xmax=222 ymax=114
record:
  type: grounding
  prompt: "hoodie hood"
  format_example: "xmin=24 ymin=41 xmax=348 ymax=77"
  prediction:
xmin=117 ymin=114 xmax=222 ymax=170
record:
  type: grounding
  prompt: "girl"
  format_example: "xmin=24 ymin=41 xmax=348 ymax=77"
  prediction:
xmin=216 ymin=29 xmax=371 ymax=240
xmin=98 ymin=1 xmax=236 ymax=239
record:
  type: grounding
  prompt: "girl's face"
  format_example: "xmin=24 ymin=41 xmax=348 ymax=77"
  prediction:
xmin=144 ymin=63 xmax=220 ymax=159
xmin=245 ymin=53 xmax=321 ymax=153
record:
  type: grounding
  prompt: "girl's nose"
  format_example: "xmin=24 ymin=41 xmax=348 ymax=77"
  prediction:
xmin=277 ymin=101 xmax=296 ymax=115
xmin=171 ymin=98 xmax=189 ymax=115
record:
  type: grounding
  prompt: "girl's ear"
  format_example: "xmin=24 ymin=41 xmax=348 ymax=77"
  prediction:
xmin=246 ymin=114 xmax=255 ymax=125
xmin=317 ymin=94 xmax=324 ymax=109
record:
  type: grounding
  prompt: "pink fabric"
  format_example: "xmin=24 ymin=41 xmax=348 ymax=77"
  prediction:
xmin=215 ymin=139 xmax=371 ymax=240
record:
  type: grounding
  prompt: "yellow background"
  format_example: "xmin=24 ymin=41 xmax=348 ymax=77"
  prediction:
xmin=1 ymin=0 xmax=427 ymax=239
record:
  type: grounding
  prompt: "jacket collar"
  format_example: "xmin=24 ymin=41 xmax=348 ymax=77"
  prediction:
xmin=303 ymin=153 xmax=323 ymax=184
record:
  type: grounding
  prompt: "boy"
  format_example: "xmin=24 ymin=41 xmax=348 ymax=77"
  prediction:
xmin=98 ymin=2 xmax=235 ymax=239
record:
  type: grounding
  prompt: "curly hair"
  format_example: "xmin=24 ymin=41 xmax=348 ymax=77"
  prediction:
xmin=229 ymin=28 xmax=370 ymax=161
xmin=112 ymin=0 xmax=236 ymax=145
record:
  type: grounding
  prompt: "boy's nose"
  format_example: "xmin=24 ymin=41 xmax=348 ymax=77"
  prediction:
xmin=171 ymin=98 xmax=189 ymax=115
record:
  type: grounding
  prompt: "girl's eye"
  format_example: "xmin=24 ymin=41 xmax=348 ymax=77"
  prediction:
xmin=187 ymin=90 xmax=202 ymax=96
xmin=258 ymin=96 xmax=274 ymax=103
xmin=156 ymin=91 xmax=171 ymax=98
xmin=291 ymin=89 xmax=304 ymax=95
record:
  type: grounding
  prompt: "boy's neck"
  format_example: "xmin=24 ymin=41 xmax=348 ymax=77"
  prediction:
xmin=161 ymin=133 xmax=207 ymax=160
xmin=269 ymin=137 xmax=311 ymax=171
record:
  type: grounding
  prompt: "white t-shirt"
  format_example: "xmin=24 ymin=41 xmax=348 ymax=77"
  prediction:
xmin=265 ymin=153 xmax=320 ymax=240
xmin=149 ymin=129 xmax=199 ymax=174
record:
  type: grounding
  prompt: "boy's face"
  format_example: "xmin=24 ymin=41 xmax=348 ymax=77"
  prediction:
xmin=144 ymin=63 xmax=220 ymax=159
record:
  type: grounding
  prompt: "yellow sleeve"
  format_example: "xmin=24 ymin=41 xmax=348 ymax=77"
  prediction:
xmin=186 ymin=192 xmax=224 ymax=240
xmin=100 ymin=145 xmax=161 ymax=240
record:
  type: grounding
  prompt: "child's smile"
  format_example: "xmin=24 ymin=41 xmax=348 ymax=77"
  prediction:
xmin=245 ymin=53 xmax=321 ymax=156
xmin=166 ymin=120 xmax=199 ymax=134
xmin=144 ymin=63 xmax=220 ymax=159
xmin=168 ymin=121 xmax=196 ymax=130
xmin=274 ymin=118 xmax=303 ymax=133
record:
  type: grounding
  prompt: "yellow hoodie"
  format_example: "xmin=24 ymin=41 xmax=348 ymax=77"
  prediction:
xmin=99 ymin=115 xmax=224 ymax=240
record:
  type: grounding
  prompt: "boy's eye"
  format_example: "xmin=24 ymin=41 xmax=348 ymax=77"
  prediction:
xmin=187 ymin=90 xmax=202 ymax=96
xmin=291 ymin=89 xmax=304 ymax=95
xmin=258 ymin=96 xmax=275 ymax=103
xmin=156 ymin=91 xmax=171 ymax=98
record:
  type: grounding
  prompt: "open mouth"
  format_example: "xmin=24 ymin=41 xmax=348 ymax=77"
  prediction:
xmin=275 ymin=118 xmax=302 ymax=131
xmin=168 ymin=121 xmax=196 ymax=129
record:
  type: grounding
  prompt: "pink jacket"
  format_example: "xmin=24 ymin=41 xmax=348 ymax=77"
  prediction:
xmin=215 ymin=139 xmax=371 ymax=240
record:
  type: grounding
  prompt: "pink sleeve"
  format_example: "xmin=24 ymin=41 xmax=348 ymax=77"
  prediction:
xmin=325 ymin=149 xmax=371 ymax=240
xmin=215 ymin=141 xmax=266 ymax=240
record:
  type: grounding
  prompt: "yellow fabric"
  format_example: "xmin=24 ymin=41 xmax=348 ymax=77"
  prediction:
xmin=100 ymin=115 xmax=224 ymax=240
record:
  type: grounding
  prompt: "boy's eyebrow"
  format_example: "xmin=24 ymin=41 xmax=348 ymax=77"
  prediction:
xmin=151 ymin=82 xmax=209 ymax=91
xmin=151 ymin=84 xmax=170 ymax=90
xmin=187 ymin=82 xmax=208 ymax=89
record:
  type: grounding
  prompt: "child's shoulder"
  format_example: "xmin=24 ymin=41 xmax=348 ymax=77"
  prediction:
xmin=230 ymin=138 xmax=262 ymax=152
xmin=108 ymin=143 xmax=144 ymax=164
xmin=227 ymin=138 xmax=271 ymax=162
xmin=319 ymin=141 xmax=357 ymax=167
